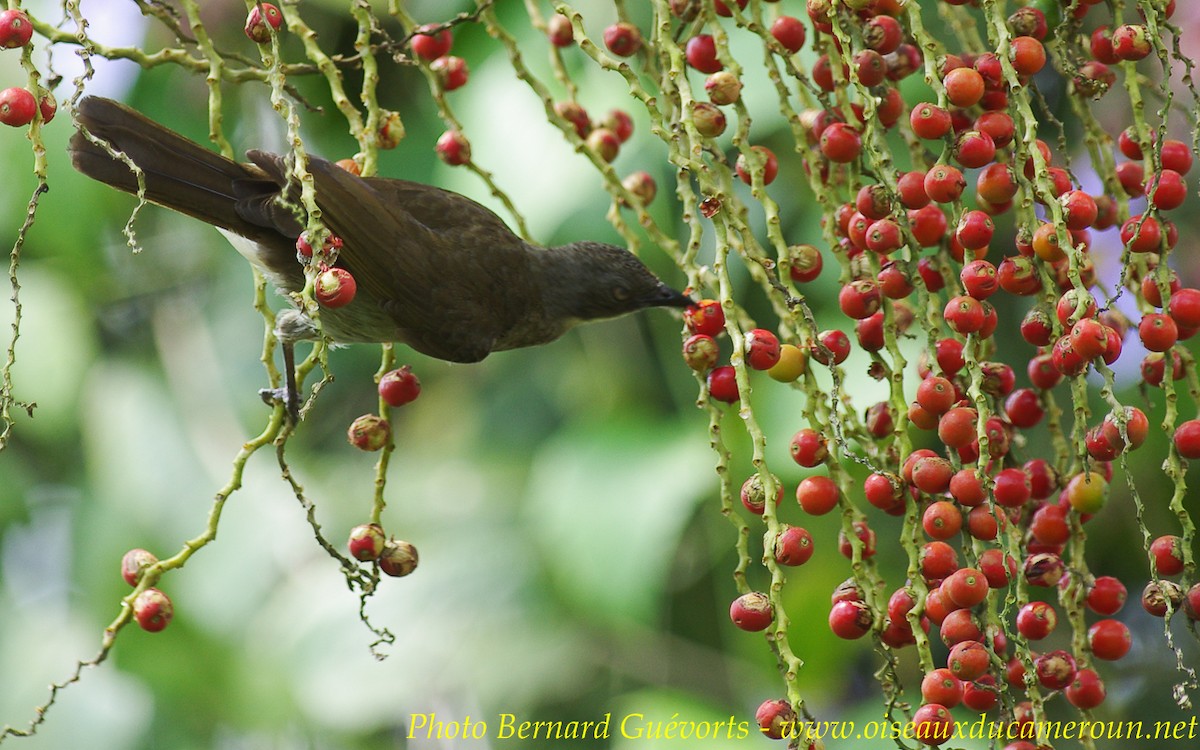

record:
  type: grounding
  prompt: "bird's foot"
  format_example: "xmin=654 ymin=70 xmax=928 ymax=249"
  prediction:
xmin=262 ymin=339 xmax=302 ymax=424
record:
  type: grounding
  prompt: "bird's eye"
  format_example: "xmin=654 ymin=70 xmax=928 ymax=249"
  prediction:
xmin=612 ymin=286 xmax=631 ymax=302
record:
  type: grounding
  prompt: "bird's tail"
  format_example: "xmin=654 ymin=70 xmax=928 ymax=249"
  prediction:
xmin=68 ymin=96 xmax=267 ymax=237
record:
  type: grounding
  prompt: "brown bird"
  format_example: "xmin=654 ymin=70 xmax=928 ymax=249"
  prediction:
xmin=69 ymin=97 xmax=689 ymax=416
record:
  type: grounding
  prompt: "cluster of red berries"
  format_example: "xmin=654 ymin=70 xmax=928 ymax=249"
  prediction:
xmin=346 ymin=522 xmax=419 ymax=578
xmin=0 ymin=9 xmax=56 ymax=128
xmin=120 ymin=548 xmax=173 ymax=632
xmin=665 ymin=0 xmax=1196 ymax=742
xmin=410 ymin=23 xmax=468 ymax=92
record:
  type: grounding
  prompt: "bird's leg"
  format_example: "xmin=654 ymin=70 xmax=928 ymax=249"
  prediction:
xmin=259 ymin=308 xmax=318 ymax=423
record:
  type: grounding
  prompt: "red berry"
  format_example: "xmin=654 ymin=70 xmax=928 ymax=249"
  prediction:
xmin=944 ymin=295 xmax=985 ymax=335
xmin=1087 ymin=576 xmax=1127 ymax=615
xmin=921 ymin=669 xmax=963 ymax=708
xmin=314 ymin=267 xmax=357 ymax=308
xmin=910 ymin=103 xmax=952 ymax=140
xmin=790 ymin=428 xmax=828 ymax=468
xmin=828 ymin=599 xmax=872 ymax=639
xmin=603 ymin=22 xmax=642 ymax=57
xmin=1010 ymin=35 xmax=1046 ymax=75
xmin=546 ymin=14 xmax=574 ymax=47
xmin=742 ymin=328 xmax=781 ymax=370
xmin=435 ymin=129 xmax=471 ymax=165
xmin=774 ymin=525 xmax=815 ymax=566
xmin=244 ymin=3 xmax=284 ymax=44
xmin=943 ymin=567 xmax=989 ymax=609
xmin=755 ymin=699 xmax=796 ymax=740
xmin=1112 ymin=24 xmax=1152 ymax=61
xmin=924 ymin=165 xmax=966 ymax=204
xmin=347 ymin=523 xmax=387 ymax=561
xmin=684 ymin=299 xmax=725 ymax=336
xmin=912 ymin=704 xmax=954 ymax=745
xmin=1151 ymin=534 xmax=1185 ymax=576
xmin=0 ymin=9 xmax=34 ymax=49
xmin=819 ymin=122 xmax=862 ymax=163
xmin=707 ymin=365 xmax=739 ymax=403
xmin=1139 ymin=312 xmax=1179 ymax=352
xmin=735 ymin=145 xmax=778 ymax=185
xmin=1016 ymin=600 xmax=1057 ymax=640
xmin=0 ymin=87 xmax=36 ymax=127
xmin=134 ymin=588 xmax=174 ymax=632
xmin=120 ymin=548 xmax=158 ymax=587
xmin=770 ymin=16 xmax=806 ymax=53
xmin=1175 ymin=419 xmax=1200 ymax=459
xmin=430 ymin=55 xmax=469 ymax=90
xmin=378 ymin=365 xmax=421 ymax=407
xmin=410 ymin=24 xmax=452 ymax=60
xmin=1088 ymin=618 xmax=1131 ymax=660
xmin=730 ymin=591 xmax=773 ymax=631
xmin=1066 ymin=668 xmax=1107 ymax=710
xmin=1035 ymin=650 xmax=1077 ymax=691
xmin=947 ymin=640 xmax=990 ymax=681
xmin=685 ymin=34 xmax=722 ymax=73
xmin=681 ymin=334 xmax=718 ymax=372
xmin=810 ymin=329 xmax=851 ymax=366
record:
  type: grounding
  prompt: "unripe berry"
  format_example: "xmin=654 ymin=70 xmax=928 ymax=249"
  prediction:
xmin=244 ymin=3 xmax=283 ymax=44
xmin=133 ymin=588 xmax=174 ymax=632
xmin=347 ymin=414 xmax=391 ymax=451
xmin=121 ymin=548 xmax=158 ymax=587
xmin=379 ymin=539 xmax=419 ymax=577
xmin=347 ymin=523 xmax=387 ymax=561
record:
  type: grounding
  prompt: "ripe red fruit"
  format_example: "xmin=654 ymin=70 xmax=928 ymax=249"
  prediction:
xmin=960 ymin=259 xmax=998 ymax=299
xmin=1112 ymin=23 xmax=1152 ymax=61
xmin=707 ymin=365 xmax=739 ymax=404
xmin=944 ymin=295 xmax=985 ymax=335
xmin=546 ymin=13 xmax=573 ymax=47
xmin=1139 ymin=313 xmax=1179 ymax=352
xmin=864 ymin=15 xmax=902 ymax=54
xmin=1010 ymin=35 xmax=1046 ymax=75
xmin=244 ymin=3 xmax=284 ymax=43
xmin=1146 ymin=169 xmax=1187 ymax=210
xmin=979 ymin=548 xmax=1017 ymax=589
xmin=1035 ymin=650 xmax=1077 ymax=691
xmin=920 ymin=540 xmax=960 ymax=580
xmin=992 ymin=467 xmax=1031 ymax=508
xmin=755 ymin=699 xmax=796 ymax=740
xmin=924 ymin=165 xmax=966 ymax=203
xmin=1087 ymin=576 xmax=1127 ymax=615
xmin=922 ymin=500 xmax=962 ymax=540
xmin=916 ymin=376 xmax=956 ymax=415
xmin=910 ymin=103 xmax=952 ymax=139
xmin=735 ymin=145 xmax=778 ymax=185
xmin=134 ymin=588 xmax=174 ymax=632
xmin=0 ymin=9 xmax=34 ymax=48
xmin=430 ymin=55 xmax=469 ymax=90
xmin=828 ymin=599 xmax=872 ymax=639
xmin=410 ymin=24 xmax=452 ymax=60
xmin=1151 ymin=534 xmax=1185 ymax=576
xmin=956 ymin=209 xmax=995 ymax=252
xmin=810 ymin=329 xmax=851 ymax=366
xmin=1088 ymin=618 xmax=1131 ymax=660
xmin=912 ymin=704 xmax=954 ymax=746
xmin=1175 ymin=419 xmax=1200 ymax=459
xmin=1015 ymin=600 xmax=1057 ymax=640
xmin=315 ymin=267 xmax=357 ymax=308
xmin=912 ymin=456 xmax=954 ymax=495
xmin=730 ymin=591 xmax=773 ymax=631
xmin=379 ymin=365 xmax=421 ymax=407
xmin=347 ymin=523 xmax=387 ymax=561
xmin=1004 ymin=388 xmax=1044 ymax=429
xmin=770 ymin=16 xmax=806 ymax=53
xmin=944 ymin=67 xmax=985 ymax=108
xmin=774 ymin=525 xmax=814 ymax=566
xmin=712 ymin=0 xmax=747 ymax=17
xmin=937 ymin=407 xmax=977 ymax=450
xmin=1066 ymin=668 xmax=1107 ymax=710
xmin=347 ymin=414 xmax=390 ymax=451
xmin=947 ymin=640 xmax=989 ymax=681
xmin=943 ymin=567 xmax=989 ymax=609
xmin=0 ymin=87 xmax=36 ymax=127
xmin=819 ymin=122 xmax=862 ymax=163
xmin=378 ymin=539 xmax=419 ymax=577
xmin=435 ymin=129 xmax=471 ymax=165
xmin=838 ymin=520 xmax=877 ymax=560
xmin=865 ymin=218 xmax=903 ymax=255
xmin=921 ymin=668 xmax=963 ymax=708
xmin=685 ymin=299 xmax=725 ymax=336
xmin=797 ymin=474 xmax=839 ymax=515
xmin=121 ymin=548 xmax=158 ymax=587
xmin=743 ymin=328 xmax=781 ymax=370
xmin=603 ymin=22 xmax=642 ymax=56
xmin=790 ymin=428 xmax=828 ymax=468
xmin=685 ymin=34 xmax=722 ymax=73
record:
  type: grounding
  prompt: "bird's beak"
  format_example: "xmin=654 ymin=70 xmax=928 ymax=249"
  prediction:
xmin=642 ymin=282 xmax=694 ymax=309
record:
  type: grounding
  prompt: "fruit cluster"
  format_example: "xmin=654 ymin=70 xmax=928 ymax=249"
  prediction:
xmin=0 ymin=9 xmax=56 ymax=128
xmin=648 ymin=0 xmax=1198 ymax=743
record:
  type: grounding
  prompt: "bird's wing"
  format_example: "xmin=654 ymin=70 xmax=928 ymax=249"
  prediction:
xmin=244 ymin=151 xmax=534 ymax=362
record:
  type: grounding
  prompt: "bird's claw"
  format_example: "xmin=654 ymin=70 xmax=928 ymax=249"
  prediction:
xmin=259 ymin=386 xmax=301 ymax=424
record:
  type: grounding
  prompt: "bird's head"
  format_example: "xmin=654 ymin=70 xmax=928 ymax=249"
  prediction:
xmin=540 ymin=241 xmax=692 ymax=323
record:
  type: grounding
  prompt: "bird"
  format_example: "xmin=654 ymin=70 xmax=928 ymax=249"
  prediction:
xmin=68 ymin=96 xmax=690 ymax=417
